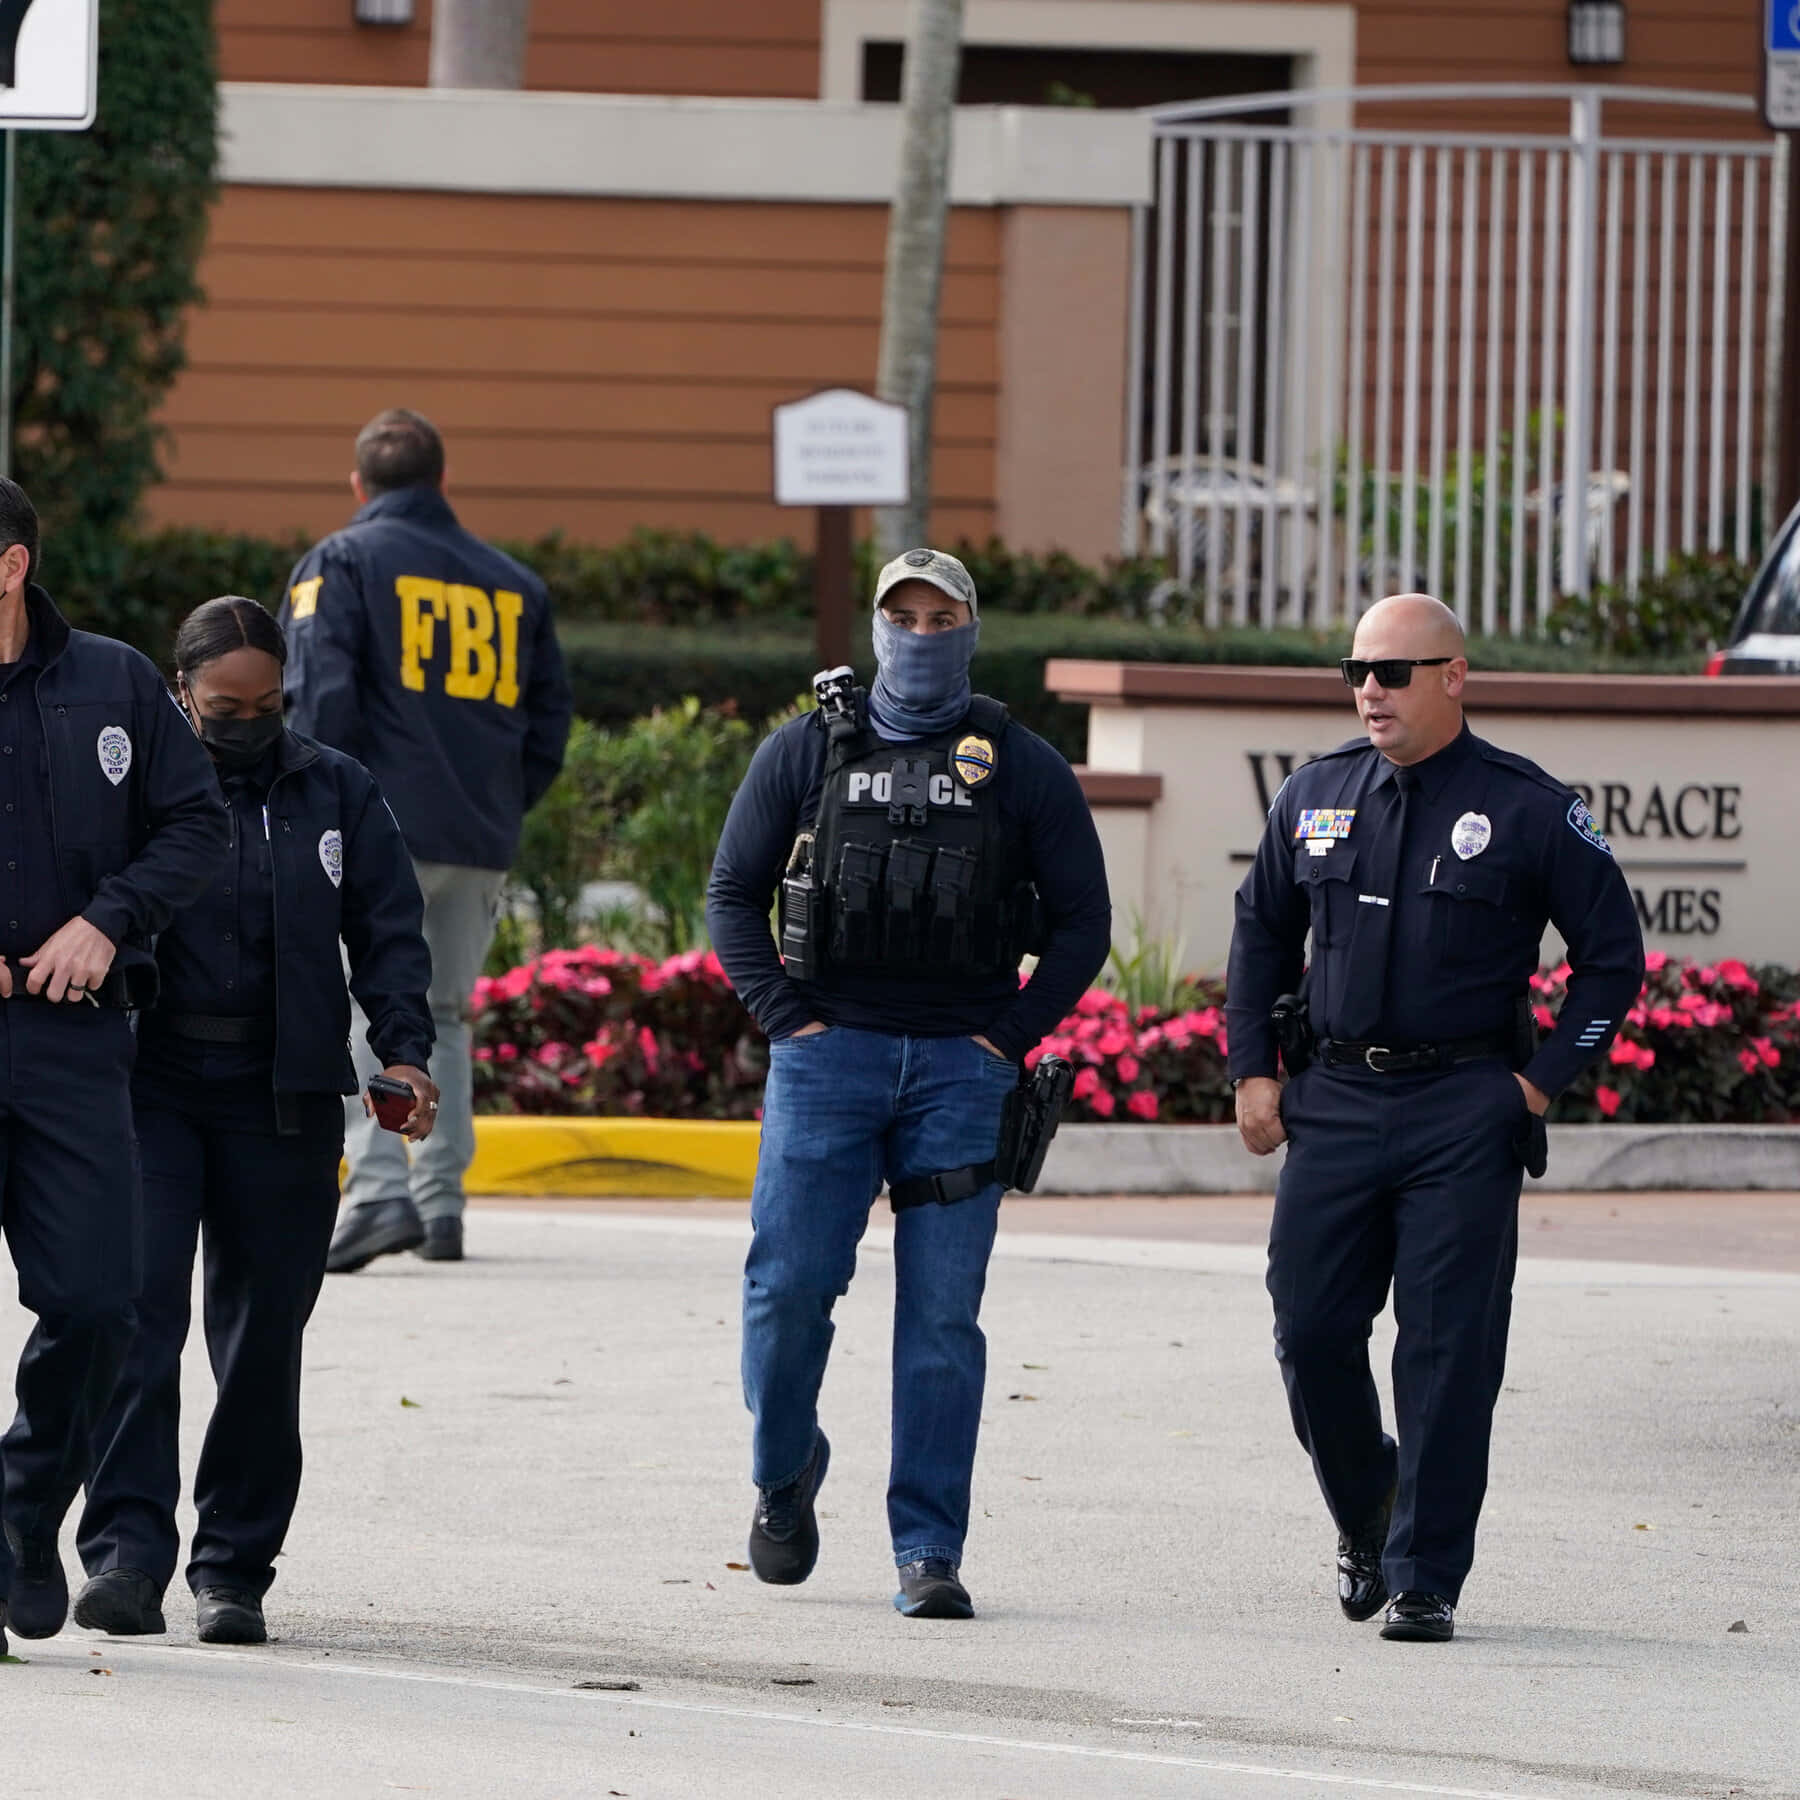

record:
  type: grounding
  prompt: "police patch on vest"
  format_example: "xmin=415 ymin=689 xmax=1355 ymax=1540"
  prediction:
xmin=97 ymin=725 xmax=131 ymax=787
xmin=1451 ymin=811 xmax=1492 ymax=859
xmin=953 ymin=733 xmax=996 ymax=790
xmin=319 ymin=829 xmax=344 ymax=888
xmin=1566 ymin=797 xmax=1613 ymax=856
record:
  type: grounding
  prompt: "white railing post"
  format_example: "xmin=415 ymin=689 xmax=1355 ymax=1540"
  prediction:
xmin=1561 ymin=88 xmax=1602 ymax=605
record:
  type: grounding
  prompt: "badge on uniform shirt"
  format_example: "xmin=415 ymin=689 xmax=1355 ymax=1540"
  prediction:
xmin=319 ymin=829 xmax=344 ymax=888
xmin=952 ymin=733 xmax=996 ymax=790
xmin=97 ymin=725 xmax=131 ymax=788
xmin=1451 ymin=812 xmax=1492 ymax=860
xmin=1293 ymin=807 xmax=1354 ymax=856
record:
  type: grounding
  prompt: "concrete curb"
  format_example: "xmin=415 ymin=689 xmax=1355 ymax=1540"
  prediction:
xmin=466 ymin=1117 xmax=1800 ymax=1198
xmin=1035 ymin=1122 xmax=1800 ymax=1194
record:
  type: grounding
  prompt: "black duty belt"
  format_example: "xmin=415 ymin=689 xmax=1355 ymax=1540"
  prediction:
xmin=159 ymin=1012 xmax=276 ymax=1046
xmin=0 ymin=960 xmax=136 ymax=1010
xmin=1317 ymin=1032 xmax=1513 ymax=1074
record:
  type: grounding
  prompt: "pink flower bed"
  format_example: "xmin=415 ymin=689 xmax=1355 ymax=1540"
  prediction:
xmin=469 ymin=948 xmax=1800 ymax=1125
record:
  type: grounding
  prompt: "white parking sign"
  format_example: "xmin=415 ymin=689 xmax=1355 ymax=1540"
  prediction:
xmin=0 ymin=0 xmax=99 ymax=132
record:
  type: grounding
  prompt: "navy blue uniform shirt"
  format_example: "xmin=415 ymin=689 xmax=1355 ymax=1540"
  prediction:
xmin=0 ymin=632 xmax=59 ymax=961
xmin=140 ymin=755 xmax=280 ymax=1084
xmin=706 ymin=708 xmax=1112 ymax=1061
xmin=278 ymin=485 xmax=573 ymax=871
xmin=1227 ymin=724 xmax=1645 ymax=1097
xmin=139 ymin=730 xmax=433 ymax=1098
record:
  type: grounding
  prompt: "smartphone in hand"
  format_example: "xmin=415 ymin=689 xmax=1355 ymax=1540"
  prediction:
xmin=367 ymin=1074 xmax=417 ymax=1133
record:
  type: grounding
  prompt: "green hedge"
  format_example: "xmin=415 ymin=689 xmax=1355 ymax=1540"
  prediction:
xmin=558 ymin=618 xmax=1710 ymax=763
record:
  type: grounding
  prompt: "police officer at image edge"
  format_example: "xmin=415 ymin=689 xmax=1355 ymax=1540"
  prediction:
xmin=31 ymin=597 xmax=435 ymax=1649
xmin=277 ymin=408 xmax=572 ymax=1271
xmin=0 ymin=480 xmax=230 ymax=1657
xmin=1226 ymin=591 xmax=1644 ymax=1644
xmin=706 ymin=546 xmax=1111 ymax=1622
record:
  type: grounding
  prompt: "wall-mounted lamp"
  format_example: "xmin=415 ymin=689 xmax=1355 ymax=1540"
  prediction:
xmin=1567 ymin=0 xmax=1626 ymax=66
xmin=354 ymin=0 xmax=414 ymax=24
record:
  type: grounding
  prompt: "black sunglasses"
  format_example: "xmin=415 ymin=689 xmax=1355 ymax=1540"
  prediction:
xmin=1340 ymin=656 xmax=1453 ymax=689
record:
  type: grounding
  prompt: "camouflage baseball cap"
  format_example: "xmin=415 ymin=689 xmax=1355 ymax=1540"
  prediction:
xmin=872 ymin=546 xmax=978 ymax=615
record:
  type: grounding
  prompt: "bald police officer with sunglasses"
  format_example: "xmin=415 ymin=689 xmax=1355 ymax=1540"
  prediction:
xmin=1226 ymin=593 xmax=1643 ymax=1644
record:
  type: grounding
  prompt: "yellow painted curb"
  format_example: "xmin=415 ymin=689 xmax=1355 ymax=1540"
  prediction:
xmin=467 ymin=1116 xmax=760 ymax=1199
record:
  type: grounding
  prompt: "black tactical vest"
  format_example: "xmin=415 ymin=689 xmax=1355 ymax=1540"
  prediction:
xmin=782 ymin=692 xmax=1040 ymax=979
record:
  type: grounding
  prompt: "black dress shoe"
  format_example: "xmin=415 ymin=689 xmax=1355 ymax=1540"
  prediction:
xmin=72 ymin=1569 xmax=166 ymax=1636
xmin=748 ymin=1432 xmax=830 ymax=1585
xmin=1380 ymin=1591 xmax=1455 ymax=1642
xmin=415 ymin=1216 xmax=464 ymax=1262
xmin=894 ymin=1559 xmax=973 ymax=1620
xmin=326 ymin=1198 xmax=425 ymax=1273
xmin=1337 ymin=1487 xmax=1395 ymax=1623
xmin=3 ymin=1524 xmax=68 ymax=1638
xmin=195 ymin=1587 xmax=266 ymax=1645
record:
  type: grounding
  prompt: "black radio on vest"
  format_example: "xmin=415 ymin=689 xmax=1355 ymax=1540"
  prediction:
xmin=779 ymin=668 xmax=1043 ymax=984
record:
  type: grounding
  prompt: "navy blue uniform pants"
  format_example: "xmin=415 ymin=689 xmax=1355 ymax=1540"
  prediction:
xmin=0 ymin=1005 xmax=141 ymax=1602
xmin=74 ymin=1080 xmax=343 ymax=1598
xmin=1268 ymin=1057 xmax=1526 ymax=1604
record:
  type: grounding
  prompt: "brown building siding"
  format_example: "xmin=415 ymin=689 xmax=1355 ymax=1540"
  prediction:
xmin=150 ymin=187 xmax=999 ymax=546
xmin=216 ymin=0 xmax=821 ymax=100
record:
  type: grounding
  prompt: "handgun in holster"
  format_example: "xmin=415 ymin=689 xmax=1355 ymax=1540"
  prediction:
xmin=887 ymin=1053 xmax=1076 ymax=1212
xmin=1270 ymin=992 xmax=1315 ymax=1078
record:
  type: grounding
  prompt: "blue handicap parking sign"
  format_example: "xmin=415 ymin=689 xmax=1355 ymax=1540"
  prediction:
xmin=1772 ymin=0 xmax=1800 ymax=55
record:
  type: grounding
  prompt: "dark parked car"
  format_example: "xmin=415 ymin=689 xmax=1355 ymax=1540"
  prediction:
xmin=1709 ymin=507 xmax=1800 ymax=674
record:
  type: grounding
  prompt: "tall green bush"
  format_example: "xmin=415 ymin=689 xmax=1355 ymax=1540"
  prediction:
xmin=15 ymin=1 xmax=219 ymax=602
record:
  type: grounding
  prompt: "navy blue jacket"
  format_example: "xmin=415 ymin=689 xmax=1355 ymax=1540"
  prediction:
xmin=706 ymin=704 xmax=1112 ymax=1060
xmin=278 ymin=486 xmax=573 ymax=870
xmin=143 ymin=730 xmax=433 ymax=1095
xmin=14 ymin=585 xmax=227 ymax=994
xmin=1227 ymin=724 xmax=1646 ymax=1097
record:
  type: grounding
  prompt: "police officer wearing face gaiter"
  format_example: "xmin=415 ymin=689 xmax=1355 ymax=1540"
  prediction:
xmin=46 ymin=598 xmax=435 ymax=1649
xmin=706 ymin=549 xmax=1110 ymax=1620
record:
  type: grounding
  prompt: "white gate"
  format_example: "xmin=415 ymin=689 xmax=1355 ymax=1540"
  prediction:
xmin=1122 ymin=84 xmax=1782 ymax=632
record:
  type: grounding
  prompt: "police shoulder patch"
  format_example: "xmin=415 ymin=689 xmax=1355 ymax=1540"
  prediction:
xmin=1566 ymin=797 xmax=1613 ymax=856
xmin=952 ymin=732 xmax=996 ymax=789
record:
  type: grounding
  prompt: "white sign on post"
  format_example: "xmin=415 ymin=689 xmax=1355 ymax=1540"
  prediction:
xmin=0 ymin=0 xmax=98 ymax=131
xmin=773 ymin=388 xmax=909 ymax=508
xmin=1764 ymin=0 xmax=1800 ymax=130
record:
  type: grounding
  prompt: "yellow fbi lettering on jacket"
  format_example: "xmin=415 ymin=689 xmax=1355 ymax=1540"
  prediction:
xmin=395 ymin=577 xmax=524 ymax=706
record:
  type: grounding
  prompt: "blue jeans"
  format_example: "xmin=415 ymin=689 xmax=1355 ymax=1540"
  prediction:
xmin=743 ymin=1027 xmax=1015 ymax=1568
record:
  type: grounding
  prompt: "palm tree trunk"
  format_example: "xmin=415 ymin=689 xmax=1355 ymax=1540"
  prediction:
xmin=873 ymin=0 xmax=965 ymax=557
xmin=429 ymin=0 xmax=534 ymax=89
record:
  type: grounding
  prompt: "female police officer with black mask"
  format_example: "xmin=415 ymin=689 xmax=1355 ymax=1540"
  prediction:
xmin=65 ymin=596 xmax=436 ymax=1646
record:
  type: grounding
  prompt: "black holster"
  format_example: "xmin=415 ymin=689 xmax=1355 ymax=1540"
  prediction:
xmin=1271 ymin=992 xmax=1315 ymax=1078
xmin=889 ymin=1053 xmax=1075 ymax=1211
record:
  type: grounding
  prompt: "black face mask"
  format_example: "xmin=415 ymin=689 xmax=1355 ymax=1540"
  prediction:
xmin=193 ymin=710 xmax=283 ymax=773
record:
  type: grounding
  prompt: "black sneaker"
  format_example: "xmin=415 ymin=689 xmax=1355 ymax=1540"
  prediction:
xmin=195 ymin=1587 xmax=266 ymax=1645
xmin=3 ymin=1524 xmax=68 ymax=1639
xmin=748 ymin=1433 xmax=830 ymax=1586
xmin=326 ymin=1198 xmax=425 ymax=1274
xmin=894 ymin=1559 xmax=973 ymax=1620
xmin=1380 ymin=1590 xmax=1455 ymax=1642
xmin=72 ymin=1569 xmax=166 ymax=1636
xmin=1337 ymin=1485 xmax=1395 ymax=1623
xmin=415 ymin=1216 xmax=464 ymax=1262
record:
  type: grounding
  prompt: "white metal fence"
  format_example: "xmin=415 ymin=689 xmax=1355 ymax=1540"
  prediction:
xmin=1122 ymin=84 xmax=1783 ymax=632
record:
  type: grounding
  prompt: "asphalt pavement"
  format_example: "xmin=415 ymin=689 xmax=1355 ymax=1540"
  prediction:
xmin=1 ymin=1201 xmax=1795 ymax=1800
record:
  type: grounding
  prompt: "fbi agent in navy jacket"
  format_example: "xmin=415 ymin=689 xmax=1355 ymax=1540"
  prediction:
xmin=706 ymin=549 xmax=1111 ymax=1621
xmin=279 ymin=409 xmax=571 ymax=1271
xmin=57 ymin=599 xmax=436 ymax=1649
xmin=1227 ymin=594 xmax=1644 ymax=1643
xmin=0 ymin=483 xmax=230 ymax=1656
